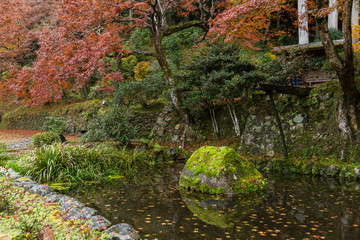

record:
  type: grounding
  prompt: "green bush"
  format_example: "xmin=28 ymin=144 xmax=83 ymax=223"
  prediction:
xmin=43 ymin=116 xmax=66 ymax=134
xmin=112 ymin=68 xmax=166 ymax=108
xmin=32 ymin=132 xmax=61 ymax=148
xmin=81 ymin=107 xmax=137 ymax=145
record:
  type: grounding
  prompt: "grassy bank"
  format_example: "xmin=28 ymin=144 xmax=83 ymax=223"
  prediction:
xmin=2 ymin=143 xmax=170 ymax=185
xmin=0 ymin=176 xmax=106 ymax=239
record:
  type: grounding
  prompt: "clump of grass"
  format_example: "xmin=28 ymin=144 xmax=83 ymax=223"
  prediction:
xmin=32 ymin=132 xmax=61 ymax=148
xmin=0 ymin=142 xmax=12 ymax=164
xmin=19 ymin=143 xmax=160 ymax=183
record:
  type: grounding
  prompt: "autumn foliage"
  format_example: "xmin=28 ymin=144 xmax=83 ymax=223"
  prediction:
xmin=0 ymin=0 xmax=323 ymax=105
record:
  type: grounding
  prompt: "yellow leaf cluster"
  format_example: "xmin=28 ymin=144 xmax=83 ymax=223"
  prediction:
xmin=133 ymin=61 xmax=150 ymax=81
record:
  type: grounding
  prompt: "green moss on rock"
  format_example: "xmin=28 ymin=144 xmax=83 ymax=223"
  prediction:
xmin=179 ymin=146 xmax=267 ymax=195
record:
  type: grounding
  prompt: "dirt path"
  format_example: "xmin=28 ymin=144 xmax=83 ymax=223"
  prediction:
xmin=0 ymin=129 xmax=79 ymax=144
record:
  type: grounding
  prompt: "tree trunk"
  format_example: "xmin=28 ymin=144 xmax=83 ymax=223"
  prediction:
xmin=315 ymin=0 xmax=360 ymax=143
xmin=227 ymin=103 xmax=241 ymax=137
xmin=153 ymin=33 xmax=188 ymax=122
xmin=153 ymin=32 xmax=190 ymax=147
xmin=209 ymin=109 xmax=219 ymax=136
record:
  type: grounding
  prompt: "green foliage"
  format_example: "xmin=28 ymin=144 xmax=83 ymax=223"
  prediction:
xmin=120 ymin=55 xmax=138 ymax=80
xmin=112 ymin=66 xmax=166 ymax=108
xmin=163 ymin=27 xmax=204 ymax=65
xmin=314 ymin=28 xmax=343 ymax=42
xmin=259 ymin=49 xmax=310 ymax=85
xmin=32 ymin=132 xmax=61 ymax=148
xmin=20 ymin=144 xmax=160 ymax=183
xmin=139 ymin=130 xmax=171 ymax=161
xmin=178 ymin=42 xmax=261 ymax=116
xmin=43 ymin=116 xmax=67 ymax=134
xmin=81 ymin=106 xmax=137 ymax=145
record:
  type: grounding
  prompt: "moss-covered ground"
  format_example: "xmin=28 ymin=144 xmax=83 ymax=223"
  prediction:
xmin=0 ymin=176 xmax=107 ymax=239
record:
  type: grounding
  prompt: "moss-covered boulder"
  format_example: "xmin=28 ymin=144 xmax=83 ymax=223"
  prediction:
xmin=179 ymin=146 xmax=266 ymax=195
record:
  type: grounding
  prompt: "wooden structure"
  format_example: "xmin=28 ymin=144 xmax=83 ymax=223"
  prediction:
xmin=260 ymin=83 xmax=311 ymax=96
xmin=303 ymin=71 xmax=337 ymax=87
xmin=273 ymin=39 xmax=344 ymax=58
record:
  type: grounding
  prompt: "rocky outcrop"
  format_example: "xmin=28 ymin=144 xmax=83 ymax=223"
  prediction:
xmin=179 ymin=146 xmax=267 ymax=195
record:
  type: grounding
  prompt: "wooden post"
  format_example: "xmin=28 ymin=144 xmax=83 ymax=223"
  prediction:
xmin=268 ymin=92 xmax=289 ymax=158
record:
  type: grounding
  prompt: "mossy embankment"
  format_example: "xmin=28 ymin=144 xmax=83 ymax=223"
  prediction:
xmin=0 ymin=100 xmax=164 ymax=135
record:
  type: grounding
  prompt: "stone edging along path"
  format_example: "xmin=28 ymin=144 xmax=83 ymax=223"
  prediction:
xmin=0 ymin=167 xmax=140 ymax=240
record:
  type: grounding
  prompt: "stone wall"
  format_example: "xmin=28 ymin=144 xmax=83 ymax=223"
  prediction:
xmin=196 ymin=82 xmax=343 ymax=158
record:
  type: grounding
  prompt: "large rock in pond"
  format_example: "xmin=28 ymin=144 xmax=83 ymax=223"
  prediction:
xmin=179 ymin=146 xmax=266 ymax=195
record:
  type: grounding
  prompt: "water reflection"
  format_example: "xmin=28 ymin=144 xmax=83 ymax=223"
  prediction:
xmin=181 ymin=189 xmax=264 ymax=228
xmin=63 ymin=165 xmax=360 ymax=240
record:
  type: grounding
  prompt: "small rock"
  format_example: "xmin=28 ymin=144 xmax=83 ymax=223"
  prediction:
xmin=267 ymin=151 xmax=275 ymax=157
xmin=79 ymin=207 xmax=98 ymax=219
xmin=104 ymin=223 xmax=140 ymax=240
xmin=45 ymin=193 xmax=70 ymax=203
xmin=7 ymin=169 xmax=22 ymax=180
xmin=157 ymin=127 xmax=165 ymax=136
xmin=171 ymin=135 xmax=179 ymax=143
xmin=293 ymin=114 xmax=305 ymax=124
xmin=156 ymin=117 xmax=165 ymax=126
xmin=65 ymin=207 xmax=82 ymax=220
xmin=354 ymin=167 xmax=360 ymax=178
xmin=28 ymin=184 xmax=52 ymax=196
xmin=0 ymin=167 xmax=7 ymax=175
xmin=65 ymin=207 xmax=98 ymax=220
xmin=59 ymin=198 xmax=85 ymax=213
xmin=13 ymin=178 xmax=37 ymax=187
xmin=89 ymin=215 xmax=111 ymax=231
xmin=326 ymin=165 xmax=336 ymax=176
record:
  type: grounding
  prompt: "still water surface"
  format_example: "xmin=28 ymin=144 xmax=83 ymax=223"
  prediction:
xmin=65 ymin=164 xmax=360 ymax=240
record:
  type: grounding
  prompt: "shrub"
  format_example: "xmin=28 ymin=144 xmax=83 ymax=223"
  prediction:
xmin=32 ymin=132 xmax=61 ymax=148
xmin=112 ymin=69 xmax=166 ymax=108
xmin=43 ymin=116 xmax=66 ymax=134
xmin=81 ymin=107 xmax=137 ymax=145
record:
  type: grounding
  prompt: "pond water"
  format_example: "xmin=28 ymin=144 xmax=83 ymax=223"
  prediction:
xmin=65 ymin=164 xmax=360 ymax=240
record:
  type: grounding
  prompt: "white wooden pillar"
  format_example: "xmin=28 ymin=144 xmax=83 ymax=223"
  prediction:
xmin=298 ymin=0 xmax=309 ymax=44
xmin=352 ymin=0 xmax=359 ymax=43
xmin=328 ymin=0 xmax=338 ymax=29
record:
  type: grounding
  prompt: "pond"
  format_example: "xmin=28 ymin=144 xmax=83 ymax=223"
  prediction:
xmin=65 ymin=164 xmax=360 ymax=239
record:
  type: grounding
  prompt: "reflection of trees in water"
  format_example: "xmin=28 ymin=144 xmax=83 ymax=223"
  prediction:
xmin=63 ymin=170 xmax=360 ymax=239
